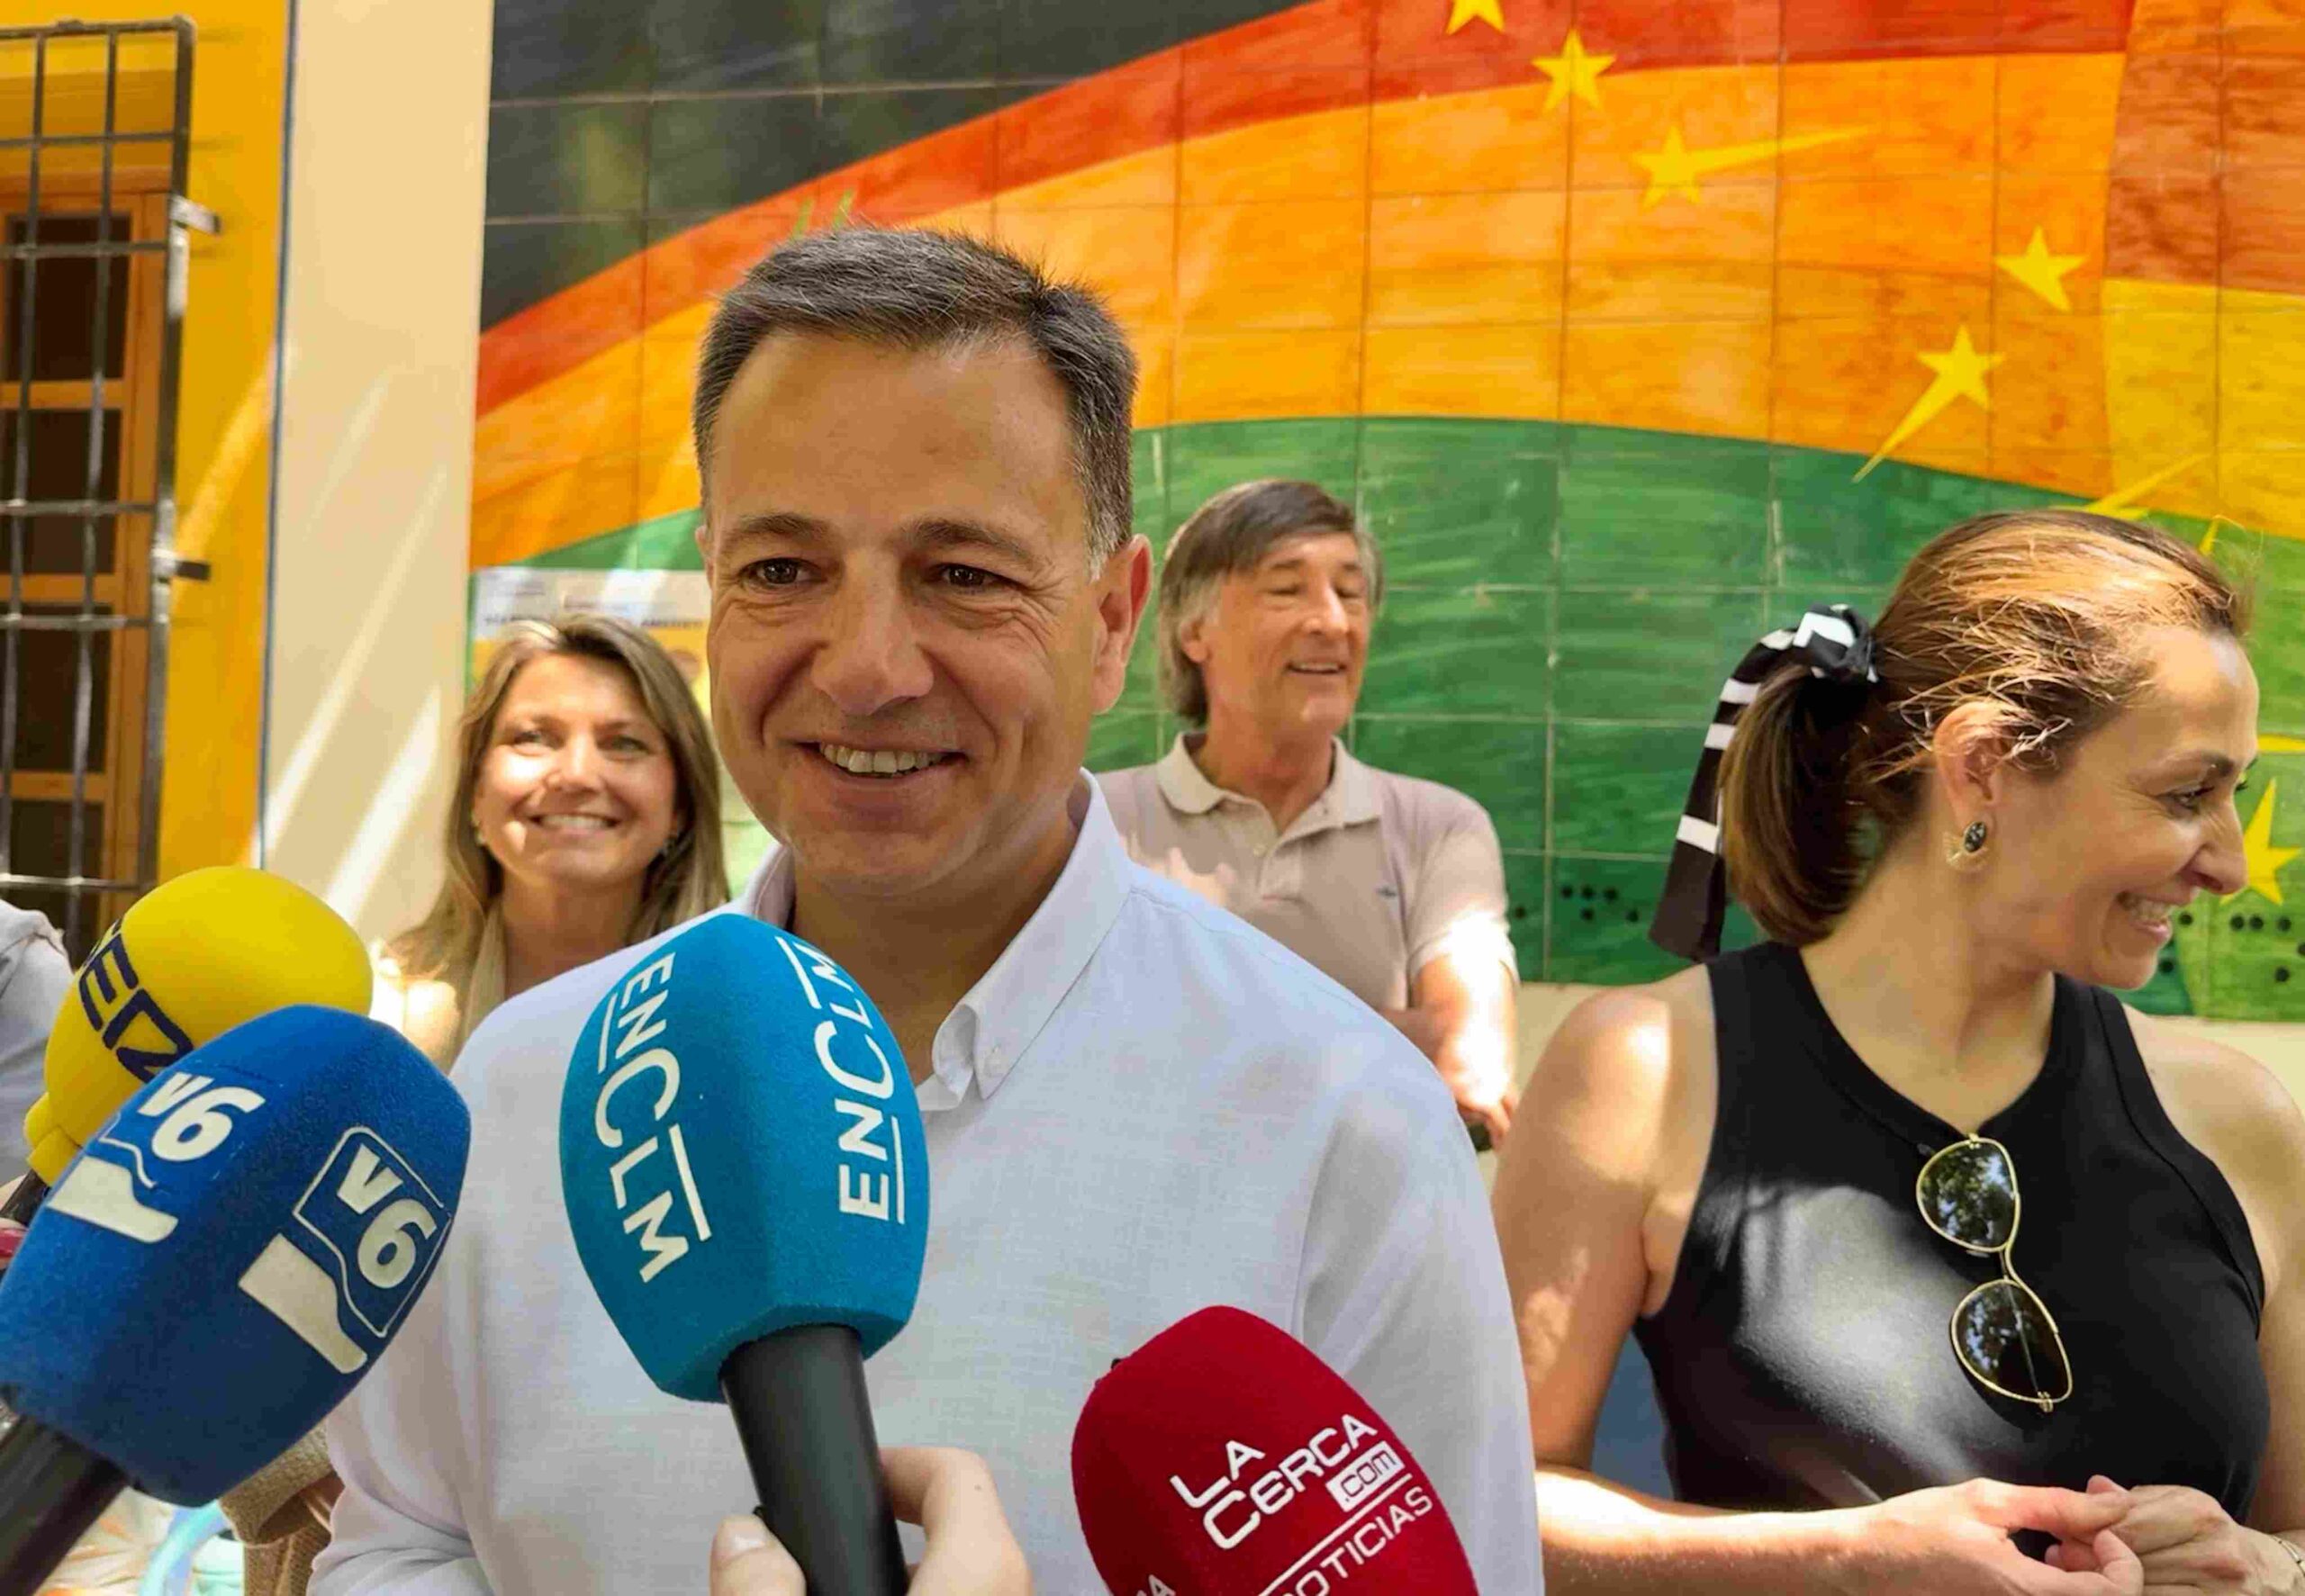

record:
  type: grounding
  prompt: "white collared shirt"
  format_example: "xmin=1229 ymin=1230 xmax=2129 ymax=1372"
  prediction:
xmin=315 ymin=777 xmax=1541 ymax=1596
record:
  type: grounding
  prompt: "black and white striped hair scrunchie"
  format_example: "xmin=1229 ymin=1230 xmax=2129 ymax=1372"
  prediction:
xmin=1648 ymin=604 xmax=1879 ymax=963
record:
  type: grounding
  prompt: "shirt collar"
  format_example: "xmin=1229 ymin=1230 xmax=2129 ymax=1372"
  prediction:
xmin=1325 ymin=742 xmax=1383 ymax=827
xmin=1153 ymin=734 xmax=1228 ymax=815
xmin=737 ymin=771 xmax=1134 ymax=1108
xmin=1152 ymin=734 xmax=1381 ymax=833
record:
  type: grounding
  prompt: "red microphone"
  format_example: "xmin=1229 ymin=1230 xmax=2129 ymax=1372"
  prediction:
xmin=1071 ymin=1306 xmax=1479 ymax=1596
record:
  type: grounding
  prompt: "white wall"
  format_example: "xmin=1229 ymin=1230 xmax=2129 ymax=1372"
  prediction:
xmin=260 ymin=0 xmax=492 ymax=942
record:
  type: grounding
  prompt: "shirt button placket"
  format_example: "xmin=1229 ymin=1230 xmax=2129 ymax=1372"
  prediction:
xmin=1267 ymin=835 xmax=1299 ymax=898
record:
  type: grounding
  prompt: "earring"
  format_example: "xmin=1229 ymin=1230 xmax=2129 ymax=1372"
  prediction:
xmin=1947 ymin=819 xmax=1989 ymax=869
xmin=657 ymin=830 xmax=683 ymax=864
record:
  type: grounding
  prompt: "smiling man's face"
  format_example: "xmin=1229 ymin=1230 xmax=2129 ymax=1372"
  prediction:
xmin=1181 ymin=531 xmax=1372 ymax=744
xmin=699 ymin=330 xmax=1146 ymax=907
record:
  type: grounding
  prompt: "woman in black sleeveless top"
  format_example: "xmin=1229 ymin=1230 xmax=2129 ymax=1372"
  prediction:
xmin=1494 ymin=510 xmax=2305 ymax=1594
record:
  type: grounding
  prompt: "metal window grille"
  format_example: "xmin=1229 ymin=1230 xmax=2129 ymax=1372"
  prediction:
xmin=0 ymin=17 xmax=215 ymax=961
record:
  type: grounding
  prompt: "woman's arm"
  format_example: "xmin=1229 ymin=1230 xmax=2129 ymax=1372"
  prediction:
xmin=1497 ymin=981 xmax=2142 ymax=1596
xmin=2246 ymin=1055 xmax=2305 ymax=1588
xmin=1496 ymin=980 xmax=1850 ymax=1591
xmin=2104 ymin=1017 xmax=2305 ymax=1590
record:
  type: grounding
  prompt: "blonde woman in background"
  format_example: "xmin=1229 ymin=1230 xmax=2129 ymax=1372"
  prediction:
xmin=221 ymin=612 xmax=729 ymax=1596
xmin=377 ymin=612 xmax=729 ymax=1066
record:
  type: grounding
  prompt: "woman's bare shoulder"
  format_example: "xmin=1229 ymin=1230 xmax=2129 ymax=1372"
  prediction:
xmin=1548 ymin=963 xmax=1712 ymax=1069
xmin=2123 ymin=1006 xmax=2305 ymax=1156
xmin=1521 ymin=963 xmax=1715 ymax=1161
xmin=377 ymin=962 xmax=464 ymax=1071
xmin=2123 ymin=1004 xmax=2305 ymax=1290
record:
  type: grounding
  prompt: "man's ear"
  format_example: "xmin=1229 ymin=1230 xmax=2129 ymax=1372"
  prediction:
xmin=1089 ymin=536 xmax=1152 ymax=716
xmin=1177 ymin=601 xmax=1213 ymax=666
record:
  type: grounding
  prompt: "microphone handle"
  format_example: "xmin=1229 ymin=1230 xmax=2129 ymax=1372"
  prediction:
xmin=0 ymin=1415 xmax=128 ymax=1596
xmin=0 ymin=1175 xmax=46 ymax=1227
xmin=720 ymin=1324 xmax=905 ymax=1596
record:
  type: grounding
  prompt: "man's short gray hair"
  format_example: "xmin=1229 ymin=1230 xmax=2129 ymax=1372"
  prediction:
xmin=691 ymin=226 xmax=1138 ymax=566
xmin=1157 ymin=480 xmax=1385 ymax=725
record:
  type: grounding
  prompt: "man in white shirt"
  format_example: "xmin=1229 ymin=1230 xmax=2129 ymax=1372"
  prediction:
xmin=315 ymin=227 xmax=1540 ymax=1596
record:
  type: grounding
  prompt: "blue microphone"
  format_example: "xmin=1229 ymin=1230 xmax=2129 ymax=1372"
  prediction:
xmin=561 ymin=915 xmax=927 ymax=1596
xmin=0 ymin=1005 xmax=469 ymax=1596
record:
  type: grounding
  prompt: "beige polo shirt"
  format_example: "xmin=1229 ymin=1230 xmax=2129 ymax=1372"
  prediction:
xmin=1098 ymin=736 xmax=1518 ymax=1013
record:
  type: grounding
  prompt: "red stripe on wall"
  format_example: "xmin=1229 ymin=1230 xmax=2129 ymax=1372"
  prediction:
xmin=478 ymin=0 xmax=2138 ymax=416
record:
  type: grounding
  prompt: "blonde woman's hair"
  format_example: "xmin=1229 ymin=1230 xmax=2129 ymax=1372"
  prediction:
xmin=385 ymin=614 xmax=728 ymax=1005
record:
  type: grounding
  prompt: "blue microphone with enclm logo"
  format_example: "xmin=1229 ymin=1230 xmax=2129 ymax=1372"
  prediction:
xmin=561 ymin=914 xmax=928 ymax=1596
xmin=0 ymin=1005 xmax=469 ymax=1596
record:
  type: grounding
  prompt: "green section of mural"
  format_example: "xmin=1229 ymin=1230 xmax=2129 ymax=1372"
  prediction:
xmin=507 ymin=416 xmax=2305 ymax=1013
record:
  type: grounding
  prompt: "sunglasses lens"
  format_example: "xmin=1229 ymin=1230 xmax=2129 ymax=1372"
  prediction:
xmin=1919 ymin=1140 xmax=2016 ymax=1250
xmin=1953 ymin=1279 xmax=2071 ymax=1404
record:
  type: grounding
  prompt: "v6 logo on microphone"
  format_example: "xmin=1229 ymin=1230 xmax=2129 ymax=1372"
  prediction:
xmin=238 ymin=1128 xmax=453 ymax=1375
xmin=44 ymin=1069 xmax=268 ymax=1242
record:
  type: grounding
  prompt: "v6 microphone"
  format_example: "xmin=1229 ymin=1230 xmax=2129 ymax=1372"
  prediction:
xmin=1072 ymin=1306 xmax=1479 ymax=1596
xmin=0 ymin=1005 xmax=468 ymax=1596
xmin=6 ymin=867 xmax=373 ymax=1225
xmin=561 ymin=915 xmax=928 ymax=1596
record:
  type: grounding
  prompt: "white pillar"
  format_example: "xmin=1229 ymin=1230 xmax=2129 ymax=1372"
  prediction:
xmin=262 ymin=0 xmax=493 ymax=943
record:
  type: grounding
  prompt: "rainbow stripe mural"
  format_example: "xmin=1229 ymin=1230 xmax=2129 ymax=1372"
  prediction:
xmin=471 ymin=0 xmax=2305 ymax=1014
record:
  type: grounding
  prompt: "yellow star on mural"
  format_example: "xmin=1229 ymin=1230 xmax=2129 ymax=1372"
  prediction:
xmin=1448 ymin=0 xmax=1505 ymax=33
xmin=1855 ymin=326 xmax=2004 ymax=481
xmin=1632 ymin=123 xmax=1870 ymax=208
xmin=1533 ymin=30 xmax=1613 ymax=111
xmin=2080 ymin=454 xmax=2208 ymax=520
xmin=1994 ymin=227 xmax=2086 ymax=311
xmin=2228 ymin=779 xmax=2301 ymax=907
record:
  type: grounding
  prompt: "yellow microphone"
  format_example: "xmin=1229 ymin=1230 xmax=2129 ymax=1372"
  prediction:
xmin=5 ymin=866 xmax=372 ymax=1222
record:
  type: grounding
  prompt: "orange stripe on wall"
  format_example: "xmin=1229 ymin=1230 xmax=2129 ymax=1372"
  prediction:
xmin=477 ymin=0 xmax=2140 ymax=418
xmin=479 ymin=50 xmax=2265 ymax=572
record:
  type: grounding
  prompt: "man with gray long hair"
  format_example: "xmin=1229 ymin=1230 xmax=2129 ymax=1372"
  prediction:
xmin=1101 ymin=480 xmax=1521 ymax=1146
xmin=316 ymin=227 xmax=1541 ymax=1594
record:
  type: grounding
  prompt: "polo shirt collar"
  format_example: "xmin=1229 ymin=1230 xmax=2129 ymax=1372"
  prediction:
xmin=1326 ymin=742 xmax=1383 ymax=827
xmin=738 ymin=771 xmax=1133 ymax=1108
xmin=1153 ymin=734 xmax=1227 ymax=815
xmin=1153 ymin=734 xmax=1381 ymax=834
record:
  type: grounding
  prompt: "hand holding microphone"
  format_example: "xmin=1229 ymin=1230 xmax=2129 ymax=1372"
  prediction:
xmin=561 ymin=915 xmax=930 ymax=1596
xmin=710 ymin=1448 xmax=1031 ymax=1596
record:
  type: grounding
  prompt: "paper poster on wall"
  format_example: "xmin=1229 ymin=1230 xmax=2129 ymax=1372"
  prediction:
xmin=469 ymin=567 xmax=709 ymax=637
xmin=468 ymin=567 xmax=708 ymax=681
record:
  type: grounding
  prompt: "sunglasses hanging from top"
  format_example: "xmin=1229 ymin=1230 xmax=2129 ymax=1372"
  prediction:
xmin=1914 ymin=1134 xmax=2074 ymax=1411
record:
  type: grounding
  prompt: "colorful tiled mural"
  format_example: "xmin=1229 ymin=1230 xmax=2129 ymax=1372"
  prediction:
xmin=473 ymin=0 xmax=2305 ymax=1016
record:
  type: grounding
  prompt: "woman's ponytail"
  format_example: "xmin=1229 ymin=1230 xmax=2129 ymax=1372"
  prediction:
xmin=1717 ymin=663 xmax=1873 ymax=947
